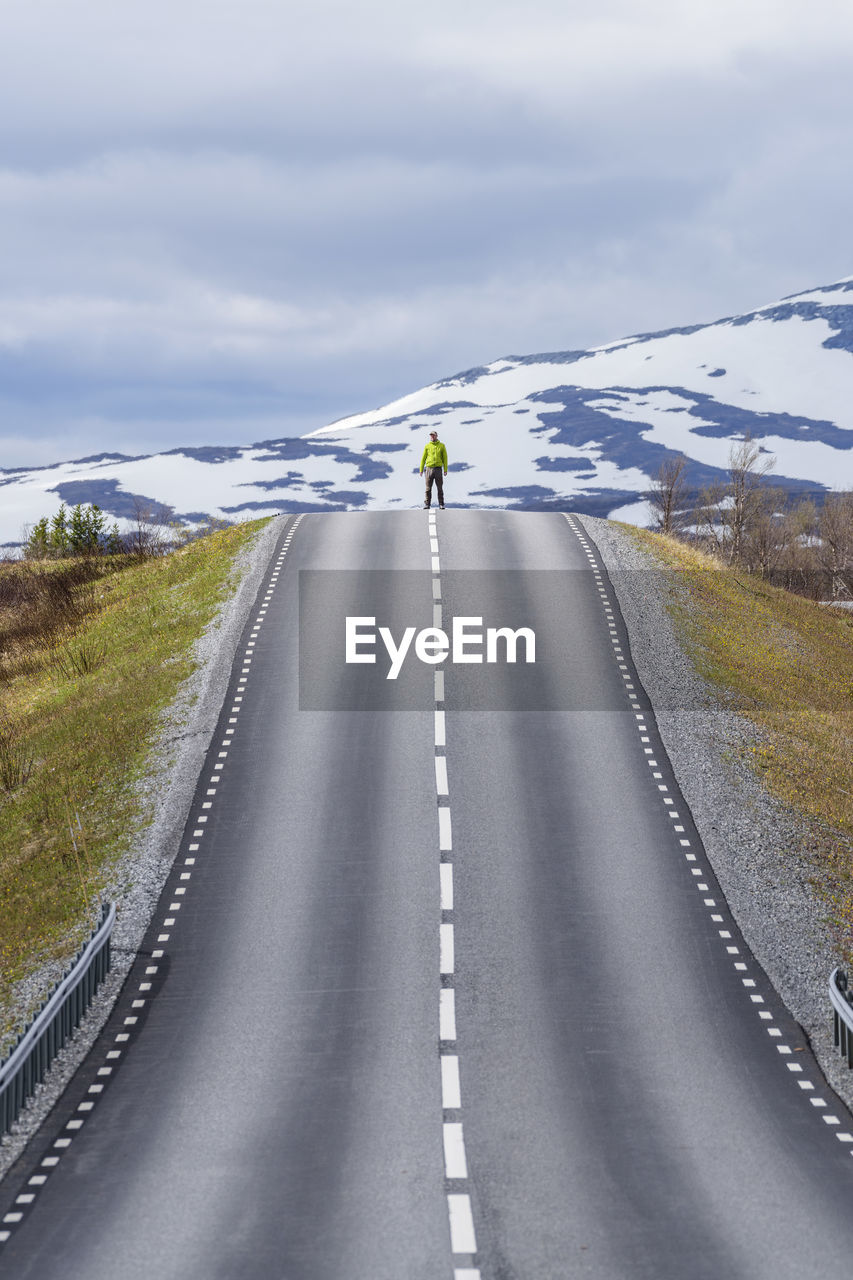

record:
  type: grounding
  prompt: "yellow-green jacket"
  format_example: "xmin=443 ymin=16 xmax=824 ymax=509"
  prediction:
xmin=420 ymin=439 xmax=448 ymax=473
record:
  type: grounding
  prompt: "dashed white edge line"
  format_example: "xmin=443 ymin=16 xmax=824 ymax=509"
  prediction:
xmin=0 ymin=516 xmax=307 ymax=1243
xmin=564 ymin=511 xmax=851 ymax=1151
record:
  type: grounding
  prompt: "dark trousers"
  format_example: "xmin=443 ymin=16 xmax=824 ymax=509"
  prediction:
xmin=424 ymin=467 xmax=444 ymax=506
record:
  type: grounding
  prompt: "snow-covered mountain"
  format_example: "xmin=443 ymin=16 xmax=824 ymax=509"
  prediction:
xmin=3 ymin=278 xmax=853 ymax=547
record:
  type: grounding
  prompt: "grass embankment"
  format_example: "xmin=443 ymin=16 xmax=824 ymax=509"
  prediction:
xmin=0 ymin=521 xmax=266 ymax=1031
xmin=626 ymin=527 xmax=853 ymax=957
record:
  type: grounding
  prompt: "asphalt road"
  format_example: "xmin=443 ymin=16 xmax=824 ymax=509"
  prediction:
xmin=2 ymin=510 xmax=853 ymax=1279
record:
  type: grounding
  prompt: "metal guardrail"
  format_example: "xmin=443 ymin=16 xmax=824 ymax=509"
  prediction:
xmin=830 ymin=967 xmax=853 ymax=1068
xmin=0 ymin=903 xmax=115 ymax=1137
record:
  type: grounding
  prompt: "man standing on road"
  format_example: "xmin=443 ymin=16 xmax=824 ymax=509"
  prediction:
xmin=420 ymin=430 xmax=448 ymax=509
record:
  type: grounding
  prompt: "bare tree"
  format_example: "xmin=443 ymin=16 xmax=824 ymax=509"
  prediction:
xmin=647 ymin=454 xmax=688 ymax=535
xmin=693 ymin=480 xmax=728 ymax=557
xmin=776 ymin=499 xmax=819 ymax=596
xmin=817 ymin=490 xmax=853 ymax=599
xmin=742 ymin=487 xmax=789 ymax=577
xmin=689 ymin=436 xmax=777 ymax=564
xmin=128 ymin=497 xmax=172 ymax=557
xmin=725 ymin=434 xmax=776 ymax=565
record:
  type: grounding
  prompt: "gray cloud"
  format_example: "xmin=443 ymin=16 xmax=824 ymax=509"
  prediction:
xmin=1 ymin=0 xmax=853 ymax=466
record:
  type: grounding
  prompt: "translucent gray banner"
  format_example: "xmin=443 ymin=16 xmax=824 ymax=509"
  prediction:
xmin=298 ymin=570 xmax=641 ymax=711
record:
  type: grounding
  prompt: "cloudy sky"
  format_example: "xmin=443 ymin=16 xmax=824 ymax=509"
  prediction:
xmin=1 ymin=0 xmax=853 ymax=468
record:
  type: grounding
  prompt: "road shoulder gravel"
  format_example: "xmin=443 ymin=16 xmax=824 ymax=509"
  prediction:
xmin=579 ymin=514 xmax=853 ymax=1111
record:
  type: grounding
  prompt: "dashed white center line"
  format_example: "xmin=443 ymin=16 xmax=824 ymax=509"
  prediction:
xmin=428 ymin=516 xmax=478 ymax=1273
xmin=442 ymin=1055 xmax=462 ymax=1109
xmin=440 ymin=989 xmax=457 ymax=1041
xmin=440 ymin=862 xmax=454 ymax=910
xmin=443 ymin=1123 xmax=469 ymax=1177
xmin=440 ymin=923 xmax=455 ymax=974
xmin=447 ymin=1194 xmax=478 ymax=1254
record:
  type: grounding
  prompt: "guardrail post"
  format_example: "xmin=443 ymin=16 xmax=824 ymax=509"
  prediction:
xmin=829 ymin=968 xmax=853 ymax=1070
xmin=0 ymin=903 xmax=116 ymax=1138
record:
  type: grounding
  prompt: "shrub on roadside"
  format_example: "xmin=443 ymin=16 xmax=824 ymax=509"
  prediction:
xmin=24 ymin=504 xmax=123 ymax=560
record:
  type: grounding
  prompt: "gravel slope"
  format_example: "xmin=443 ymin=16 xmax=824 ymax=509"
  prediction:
xmin=579 ymin=514 xmax=852 ymax=1111
xmin=0 ymin=516 xmax=283 ymax=1179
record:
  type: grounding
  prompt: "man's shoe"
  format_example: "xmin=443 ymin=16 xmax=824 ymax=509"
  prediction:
xmin=439 ymin=505 xmax=445 ymax=510
xmin=423 ymin=503 xmax=430 ymax=509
